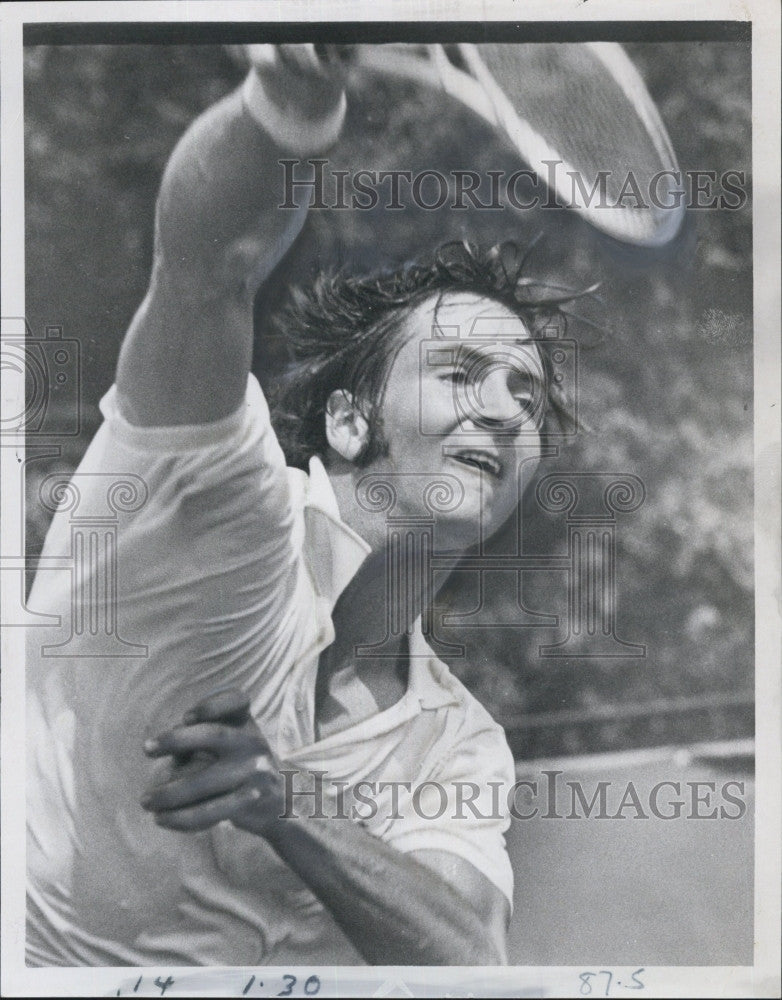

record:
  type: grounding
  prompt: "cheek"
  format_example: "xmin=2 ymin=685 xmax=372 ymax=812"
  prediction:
xmin=383 ymin=387 xmax=456 ymax=449
xmin=381 ymin=404 xmax=422 ymax=451
xmin=420 ymin=383 xmax=474 ymax=437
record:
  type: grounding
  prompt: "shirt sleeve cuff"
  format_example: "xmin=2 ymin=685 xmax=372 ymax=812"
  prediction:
xmin=99 ymin=373 xmax=269 ymax=453
xmin=387 ymin=829 xmax=515 ymax=909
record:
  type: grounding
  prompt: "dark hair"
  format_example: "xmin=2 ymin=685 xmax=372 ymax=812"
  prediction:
xmin=268 ymin=240 xmax=595 ymax=469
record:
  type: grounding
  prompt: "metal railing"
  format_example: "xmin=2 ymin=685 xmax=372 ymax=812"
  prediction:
xmin=502 ymin=689 xmax=755 ymax=759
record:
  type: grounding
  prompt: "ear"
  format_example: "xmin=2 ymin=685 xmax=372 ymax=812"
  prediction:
xmin=325 ymin=389 xmax=370 ymax=463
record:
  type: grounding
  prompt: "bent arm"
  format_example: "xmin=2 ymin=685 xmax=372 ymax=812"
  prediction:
xmin=143 ymin=711 xmax=509 ymax=965
xmin=116 ymin=53 xmax=345 ymax=427
xmin=262 ymin=815 xmax=509 ymax=965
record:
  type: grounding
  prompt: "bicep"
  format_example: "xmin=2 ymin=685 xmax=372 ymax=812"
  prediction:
xmin=116 ymin=270 xmax=252 ymax=427
xmin=410 ymin=849 xmax=510 ymax=964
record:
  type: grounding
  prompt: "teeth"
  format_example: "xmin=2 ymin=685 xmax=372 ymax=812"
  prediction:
xmin=452 ymin=451 xmax=502 ymax=477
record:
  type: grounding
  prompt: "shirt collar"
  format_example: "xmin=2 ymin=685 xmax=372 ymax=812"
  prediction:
xmin=290 ymin=456 xmax=459 ymax=713
xmin=294 ymin=455 xmax=371 ymax=609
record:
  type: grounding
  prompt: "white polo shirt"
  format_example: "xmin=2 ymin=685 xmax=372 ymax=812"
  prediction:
xmin=26 ymin=375 xmax=515 ymax=967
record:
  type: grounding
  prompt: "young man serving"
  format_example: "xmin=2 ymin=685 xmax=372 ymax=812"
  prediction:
xmin=27 ymin=46 xmax=568 ymax=967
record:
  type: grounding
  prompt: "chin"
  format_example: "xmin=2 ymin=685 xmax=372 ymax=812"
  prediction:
xmin=431 ymin=513 xmax=497 ymax=554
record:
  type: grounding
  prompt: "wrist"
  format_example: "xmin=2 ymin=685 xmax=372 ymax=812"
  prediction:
xmin=242 ymin=70 xmax=347 ymax=154
xmin=230 ymin=770 xmax=289 ymax=839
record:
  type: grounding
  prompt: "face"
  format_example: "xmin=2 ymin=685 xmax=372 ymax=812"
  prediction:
xmin=358 ymin=292 xmax=546 ymax=551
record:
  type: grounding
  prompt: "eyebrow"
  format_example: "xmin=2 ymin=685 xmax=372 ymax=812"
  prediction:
xmin=445 ymin=341 xmax=542 ymax=372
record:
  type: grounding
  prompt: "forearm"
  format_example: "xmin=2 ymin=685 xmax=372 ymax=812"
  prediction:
xmin=152 ymin=79 xmax=320 ymax=296
xmin=262 ymin=816 xmax=503 ymax=965
xmin=143 ymin=700 xmax=507 ymax=964
xmin=116 ymin=60 xmax=344 ymax=426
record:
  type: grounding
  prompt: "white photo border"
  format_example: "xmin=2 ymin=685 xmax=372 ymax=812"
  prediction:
xmin=2 ymin=1 xmax=779 ymax=996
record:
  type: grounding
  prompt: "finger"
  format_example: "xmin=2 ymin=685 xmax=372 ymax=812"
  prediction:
xmin=277 ymin=43 xmax=327 ymax=76
xmin=153 ymin=783 xmax=264 ymax=833
xmin=182 ymin=689 xmax=251 ymax=727
xmin=223 ymin=44 xmax=250 ymax=70
xmin=142 ymin=755 xmax=269 ymax=812
xmin=242 ymin=44 xmax=277 ymax=73
xmin=144 ymin=748 xmax=228 ymax=798
xmin=144 ymin=722 xmax=267 ymax=759
xmin=277 ymin=44 xmax=350 ymax=88
xmin=314 ymin=44 xmax=354 ymax=88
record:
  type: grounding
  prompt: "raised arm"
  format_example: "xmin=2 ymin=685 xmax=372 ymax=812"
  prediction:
xmin=116 ymin=45 xmax=347 ymax=427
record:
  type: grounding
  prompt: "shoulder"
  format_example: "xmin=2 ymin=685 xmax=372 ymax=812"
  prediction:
xmin=422 ymin=654 xmax=516 ymax=785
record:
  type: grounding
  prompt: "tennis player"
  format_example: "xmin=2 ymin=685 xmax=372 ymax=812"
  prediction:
xmin=27 ymin=45 xmax=575 ymax=966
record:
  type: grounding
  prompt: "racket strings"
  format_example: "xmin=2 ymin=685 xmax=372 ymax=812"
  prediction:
xmin=467 ymin=43 xmax=684 ymax=244
xmin=480 ymin=45 xmax=666 ymax=179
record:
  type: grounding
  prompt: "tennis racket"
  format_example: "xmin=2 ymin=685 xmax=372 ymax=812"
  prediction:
xmin=346 ymin=42 xmax=685 ymax=248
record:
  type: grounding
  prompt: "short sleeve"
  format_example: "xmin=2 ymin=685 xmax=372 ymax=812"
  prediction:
xmin=28 ymin=372 xmax=317 ymax=741
xmin=93 ymin=372 xmax=297 ymax=571
xmin=380 ymin=711 xmax=516 ymax=908
xmin=100 ymin=372 xmax=274 ymax=455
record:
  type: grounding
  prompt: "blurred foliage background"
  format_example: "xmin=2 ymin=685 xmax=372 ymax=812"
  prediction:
xmin=23 ymin=41 xmax=753 ymax=756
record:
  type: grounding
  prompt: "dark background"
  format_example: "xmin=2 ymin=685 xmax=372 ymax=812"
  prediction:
xmin=23 ymin=39 xmax=753 ymax=758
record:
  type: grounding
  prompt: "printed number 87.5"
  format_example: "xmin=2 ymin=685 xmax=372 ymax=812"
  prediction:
xmin=579 ymin=969 xmax=645 ymax=995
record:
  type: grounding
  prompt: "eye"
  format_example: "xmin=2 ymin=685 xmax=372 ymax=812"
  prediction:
xmin=439 ymin=369 xmax=469 ymax=386
xmin=507 ymin=370 xmax=536 ymax=404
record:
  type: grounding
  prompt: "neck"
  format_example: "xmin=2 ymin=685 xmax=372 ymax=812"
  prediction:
xmin=326 ymin=465 xmax=462 ymax=642
xmin=327 ymin=462 xmax=469 ymax=562
xmin=327 ymin=464 xmax=391 ymax=551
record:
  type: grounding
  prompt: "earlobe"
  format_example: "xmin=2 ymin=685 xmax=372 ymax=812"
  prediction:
xmin=325 ymin=390 xmax=369 ymax=462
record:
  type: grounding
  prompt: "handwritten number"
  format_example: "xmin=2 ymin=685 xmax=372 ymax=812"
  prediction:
xmin=579 ymin=969 xmax=645 ymax=996
xmin=117 ymin=977 xmax=144 ymax=997
xmin=119 ymin=970 xmax=324 ymax=997
xmin=628 ymin=968 xmax=645 ymax=990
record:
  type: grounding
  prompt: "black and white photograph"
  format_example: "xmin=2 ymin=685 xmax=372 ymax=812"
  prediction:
xmin=1 ymin=1 xmax=780 ymax=997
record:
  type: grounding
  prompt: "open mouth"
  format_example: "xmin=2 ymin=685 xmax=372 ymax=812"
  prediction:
xmin=448 ymin=450 xmax=503 ymax=479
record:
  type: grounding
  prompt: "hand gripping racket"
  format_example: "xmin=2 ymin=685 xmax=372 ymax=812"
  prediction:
xmin=349 ymin=42 xmax=685 ymax=248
